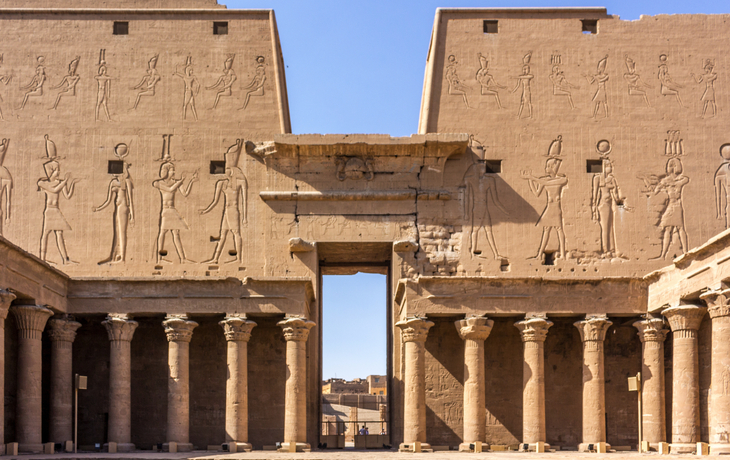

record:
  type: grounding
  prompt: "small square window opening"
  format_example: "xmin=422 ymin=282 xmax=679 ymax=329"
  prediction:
xmin=213 ymin=22 xmax=228 ymax=35
xmin=586 ymin=159 xmax=603 ymax=173
xmin=108 ymin=160 xmax=124 ymax=174
xmin=484 ymin=160 xmax=502 ymax=174
xmin=210 ymin=161 xmax=225 ymax=175
xmin=483 ymin=20 xmax=498 ymax=34
xmin=543 ymin=251 xmax=556 ymax=266
xmin=113 ymin=22 xmax=129 ymax=35
xmin=582 ymin=19 xmax=598 ymax=34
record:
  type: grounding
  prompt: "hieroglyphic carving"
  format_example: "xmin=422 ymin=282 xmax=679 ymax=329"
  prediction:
xmin=624 ymin=55 xmax=651 ymax=107
xmin=585 ymin=55 xmax=609 ymax=119
xmin=239 ymin=56 xmax=266 ymax=110
xmin=0 ymin=139 xmax=11 ymax=236
xmin=94 ymin=144 xmax=134 ymax=264
xmin=50 ymin=56 xmax=80 ymax=110
xmin=549 ymin=54 xmax=578 ymax=109
xmin=173 ymin=56 xmax=200 ymax=120
xmin=462 ymin=162 xmax=508 ymax=260
xmin=95 ymin=50 xmax=113 ymax=121
xmin=19 ymin=56 xmax=46 ymax=109
xmin=38 ymin=135 xmax=78 ymax=264
xmin=521 ymin=136 xmax=568 ymax=260
xmin=200 ymin=139 xmax=247 ymax=264
xmin=691 ymin=59 xmax=717 ymax=118
xmin=335 ymin=156 xmax=374 ymax=181
xmin=207 ymin=54 xmax=236 ymax=109
xmin=590 ymin=140 xmax=629 ymax=257
xmin=444 ymin=54 xmax=470 ymax=109
xmin=153 ymin=135 xmax=198 ymax=263
xmin=511 ymin=51 xmax=533 ymax=119
xmin=475 ymin=53 xmax=505 ymax=108
xmin=658 ymin=54 xmax=684 ymax=107
xmin=714 ymin=143 xmax=730 ymax=228
xmin=0 ymin=55 xmax=12 ymax=120
xmin=132 ymin=54 xmax=161 ymax=110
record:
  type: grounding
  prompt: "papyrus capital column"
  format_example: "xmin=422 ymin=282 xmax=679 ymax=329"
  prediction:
xmin=48 ymin=317 xmax=81 ymax=445
xmin=701 ymin=289 xmax=730 ymax=453
xmin=278 ymin=316 xmax=315 ymax=451
xmin=12 ymin=304 xmax=53 ymax=452
xmin=664 ymin=304 xmax=706 ymax=453
xmin=102 ymin=314 xmax=138 ymax=452
xmin=163 ymin=315 xmax=198 ymax=452
xmin=220 ymin=316 xmax=257 ymax=450
xmin=455 ymin=316 xmax=493 ymax=451
xmin=0 ymin=289 xmax=15 ymax=454
xmin=633 ymin=317 xmax=668 ymax=447
xmin=396 ymin=317 xmax=434 ymax=450
xmin=515 ymin=316 xmax=553 ymax=449
xmin=574 ymin=315 xmax=612 ymax=452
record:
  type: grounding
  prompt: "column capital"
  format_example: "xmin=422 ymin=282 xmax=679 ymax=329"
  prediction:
xmin=103 ymin=314 xmax=139 ymax=342
xmin=11 ymin=305 xmax=53 ymax=339
xmin=277 ymin=316 xmax=315 ymax=342
xmin=0 ymin=289 xmax=16 ymax=319
xmin=455 ymin=315 xmax=493 ymax=341
xmin=633 ymin=317 xmax=669 ymax=342
xmin=663 ymin=305 xmax=707 ymax=331
xmin=700 ymin=288 xmax=730 ymax=319
xmin=574 ymin=315 xmax=612 ymax=342
xmin=396 ymin=317 xmax=434 ymax=343
xmin=515 ymin=316 xmax=553 ymax=343
xmin=163 ymin=315 xmax=198 ymax=343
xmin=48 ymin=317 xmax=81 ymax=343
xmin=220 ymin=316 xmax=257 ymax=342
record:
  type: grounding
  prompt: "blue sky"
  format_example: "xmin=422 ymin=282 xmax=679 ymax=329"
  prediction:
xmin=225 ymin=0 xmax=727 ymax=380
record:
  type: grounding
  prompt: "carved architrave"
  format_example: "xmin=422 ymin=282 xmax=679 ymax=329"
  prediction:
xmin=335 ymin=156 xmax=374 ymax=181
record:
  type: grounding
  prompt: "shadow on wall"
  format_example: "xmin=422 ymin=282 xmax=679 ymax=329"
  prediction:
xmin=425 ymin=317 xmax=463 ymax=446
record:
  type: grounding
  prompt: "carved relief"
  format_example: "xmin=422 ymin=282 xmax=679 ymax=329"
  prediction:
xmin=549 ymin=54 xmax=578 ymax=109
xmin=207 ymin=54 xmax=236 ymax=109
xmin=38 ymin=135 xmax=78 ymax=264
xmin=239 ymin=56 xmax=266 ymax=110
xmin=658 ymin=54 xmax=684 ymax=107
xmin=521 ymin=136 xmax=568 ymax=260
xmin=173 ymin=56 xmax=200 ymax=120
xmin=590 ymin=140 xmax=629 ymax=258
xmin=475 ymin=53 xmax=505 ymax=108
xmin=691 ymin=59 xmax=717 ymax=118
xmin=713 ymin=144 xmax=730 ymax=228
xmin=445 ymin=54 xmax=470 ymax=109
xmin=0 ymin=55 xmax=12 ymax=120
xmin=19 ymin=56 xmax=46 ymax=110
xmin=585 ymin=55 xmax=609 ymax=119
xmin=153 ymin=135 xmax=198 ymax=263
xmin=624 ymin=55 xmax=651 ymax=107
xmin=50 ymin=56 xmax=80 ymax=110
xmin=132 ymin=54 xmax=161 ymax=110
xmin=418 ymin=221 xmax=462 ymax=276
xmin=462 ymin=161 xmax=508 ymax=260
xmin=94 ymin=143 xmax=134 ymax=265
xmin=0 ymin=139 xmax=11 ymax=236
xmin=335 ymin=156 xmax=374 ymax=181
xmin=95 ymin=50 xmax=113 ymax=121
xmin=200 ymin=139 xmax=247 ymax=265
xmin=511 ymin=51 xmax=533 ymax=119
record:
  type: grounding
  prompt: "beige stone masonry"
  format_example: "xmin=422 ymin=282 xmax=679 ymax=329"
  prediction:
xmin=102 ymin=314 xmax=138 ymax=452
xmin=48 ymin=317 xmax=81 ymax=445
xmin=0 ymin=289 xmax=16 ymax=454
xmin=574 ymin=315 xmax=612 ymax=452
xmin=633 ymin=317 xmax=668 ymax=447
xmin=663 ymin=305 xmax=706 ymax=453
xmin=455 ymin=315 xmax=493 ymax=451
xmin=515 ymin=316 xmax=553 ymax=449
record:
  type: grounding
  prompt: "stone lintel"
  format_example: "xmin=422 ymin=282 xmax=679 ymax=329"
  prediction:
xmin=277 ymin=316 xmax=315 ymax=342
xmin=396 ymin=317 xmax=434 ymax=343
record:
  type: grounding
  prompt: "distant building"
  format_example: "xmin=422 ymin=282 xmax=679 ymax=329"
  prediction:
xmin=367 ymin=375 xmax=387 ymax=396
xmin=322 ymin=377 xmax=368 ymax=394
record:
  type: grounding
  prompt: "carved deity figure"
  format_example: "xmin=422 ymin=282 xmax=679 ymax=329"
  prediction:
xmin=174 ymin=57 xmax=200 ymax=120
xmin=51 ymin=56 xmax=80 ymax=110
xmin=691 ymin=59 xmax=718 ymax=118
xmin=585 ymin=55 xmax=609 ymax=119
xmin=207 ymin=54 xmax=237 ymax=109
xmin=714 ymin=144 xmax=730 ymax=228
xmin=200 ymin=140 xmax=247 ymax=264
xmin=0 ymin=139 xmax=12 ymax=236
xmin=0 ymin=55 xmax=13 ymax=120
xmin=591 ymin=155 xmax=627 ymax=257
xmin=624 ymin=55 xmax=651 ymax=107
xmin=132 ymin=55 xmax=161 ymax=110
xmin=94 ymin=144 xmax=135 ymax=265
xmin=445 ymin=55 xmax=471 ymax=109
xmin=239 ymin=56 xmax=266 ymax=110
xmin=475 ymin=53 xmax=505 ymax=108
xmin=549 ymin=64 xmax=578 ymax=109
xmin=511 ymin=53 xmax=534 ymax=119
xmin=646 ymin=157 xmax=690 ymax=259
xmin=463 ymin=161 xmax=509 ymax=260
xmin=95 ymin=51 xmax=113 ymax=121
xmin=38 ymin=135 xmax=78 ymax=264
xmin=19 ymin=56 xmax=47 ymax=110
xmin=658 ymin=54 xmax=684 ymax=107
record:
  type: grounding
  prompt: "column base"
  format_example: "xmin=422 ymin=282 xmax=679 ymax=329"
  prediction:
xmin=670 ymin=443 xmax=697 ymax=454
xmin=711 ymin=443 xmax=730 ymax=454
xmin=578 ymin=442 xmax=611 ymax=453
xmin=458 ymin=442 xmax=489 ymax=452
xmin=163 ymin=442 xmax=193 ymax=452
xmin=518 ymin=442 xmax=551 ymax=452
xmin=277 ymin=442 xmax=311 ymax=453
xmin=226 ymin=442 xmax=252 ymax=453
xmin=18 ymin=443 xmax=43 ymax=453
xmin=399 ymin=442 xmax=432 ymax=452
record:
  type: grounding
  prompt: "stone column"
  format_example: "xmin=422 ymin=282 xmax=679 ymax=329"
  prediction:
xmin=663 ymin=305 xmax=706 ymax=453
xmin=163 ymin=315 xmax=198 ymax=452
xmin=701 ymin=289 xmax=730 ymax=453
xmin=633 ymin=317 xmax=668 ymax=448
xmin=12 ymin=304 xmax=53 ymax=452
xmin=0 ymin=289 xmax=15 ymax=455
xmin=102 ymin=314 xmax=138 ymax=452
xmin=48 ymin=317 xmax=81 ymax=446
xmin=396 ymin=317 xmax=434 ymax=451
xmin=277 ymin=316 xmax=315 ymax=451
xmin=515 ymin=316 xmax=553 ymax=450
xmin=574 ymin=315 xmax=612 ymax=452
xmin=455 ymin=315 xmax=493 ymax=451
xmin=219 ymin=315 xmax=256 ymax=450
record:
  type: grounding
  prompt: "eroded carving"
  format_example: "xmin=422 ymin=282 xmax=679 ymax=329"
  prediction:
xmin=418 ymin=221 xmax=462 ymax=276
xmin=658 ymin=54 xmax=684 ymax=107
xmin=174 ymin=56 xmax=200 ymax=120
xmin=239 ymin=56 xmax=266 ymax=110
xmin=95 ymin=50 xmax=113 ymax=121
xmin=445 ymin=54 xmax=470 ymax=109
xmin=94 ymin=143 xmax=134 ymax=264
xmin=714 ymin=144 xmax=730 ymax=228
xmin=462 ymin=161 xmax=508 ymax=260
xmin=549 ymin=55 xmax=578 ymax=109
xmin=0 ymin=139 xmax=12 ymax=236
xmin=511 ymin=51 xmax=533 ymax=119
xmin=0 ymin=55 xmax=12 ymax=120
xmin=132 ymin=54 xmax=161 ymax=110
xmin=50 ymin=56 xmax=80 ymax=110
xmin=585 ymin=55 xmax=609 ymax=119
xmin=207 ymin=54 xmax=236 ymax=109
xmin=590 ymin=140 xmax=629 ymax=258
xmin=624 ymin=55 xmax=651 ymax=107
xmin=476 ymin=53 xmax=505 ymax=108
xmin=19 ymin=56 xmax=46 ymax=110
xmin=335 ymin=156 xmax=374 ymax=181
xmin=691 ymin=59 xmax=717 ymax=118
